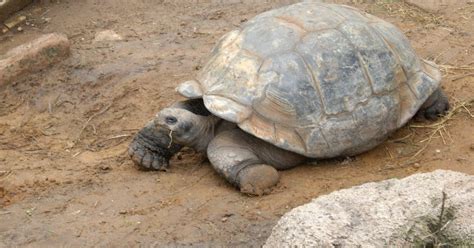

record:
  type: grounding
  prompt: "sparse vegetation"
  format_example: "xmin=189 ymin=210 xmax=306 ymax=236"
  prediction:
xmin=402 ymin=192 xmax=473 ymax=248
xmin=407 ymin=98 xmax=474 ymax=160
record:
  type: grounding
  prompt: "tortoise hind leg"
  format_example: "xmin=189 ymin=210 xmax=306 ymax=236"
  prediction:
xmin=415 ymin=88 xmax=450 ymax=121
xmin=207 ymin=129 xmax=280 ymax=196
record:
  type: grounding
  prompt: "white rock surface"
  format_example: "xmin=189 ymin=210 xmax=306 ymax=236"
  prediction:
xmin=265 ymin=170 xmax=474 ymax=247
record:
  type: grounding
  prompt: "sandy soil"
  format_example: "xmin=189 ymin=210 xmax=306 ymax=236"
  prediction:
xmin=0 ymin=0 xmax=473 ymax=247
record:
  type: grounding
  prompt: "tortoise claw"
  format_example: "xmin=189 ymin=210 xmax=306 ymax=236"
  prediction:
xmin=128 ymin=126 xmax=182 ymax=171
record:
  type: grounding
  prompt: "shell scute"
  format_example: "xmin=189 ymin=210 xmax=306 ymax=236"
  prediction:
xmin=338 ymin=21 xmax=400 ymax=94
xmin=188 ymin=3 xmax=441 ymax=158
xmin=297 ymin=29 xmax=372 ymax=115
xmin=255 ymin=52 xmax=323 ymax=126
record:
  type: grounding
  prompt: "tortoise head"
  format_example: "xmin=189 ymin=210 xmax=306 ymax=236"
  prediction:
xmin=154 ymin=107 xmax=202 ymax=146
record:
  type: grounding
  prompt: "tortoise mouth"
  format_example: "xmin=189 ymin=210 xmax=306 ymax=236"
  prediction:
xmin=155 ymin=123 xmax=169 ymax=130
xmin=148 ymin=123 xmax=176 ymax=149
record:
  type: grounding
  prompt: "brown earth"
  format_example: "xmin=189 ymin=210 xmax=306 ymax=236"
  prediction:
xmin=0 ymin=1 xmax=473 ymax=247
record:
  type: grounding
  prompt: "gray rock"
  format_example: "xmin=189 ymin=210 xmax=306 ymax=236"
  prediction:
xmin=265 ymin=170 xmax=474 ymax=247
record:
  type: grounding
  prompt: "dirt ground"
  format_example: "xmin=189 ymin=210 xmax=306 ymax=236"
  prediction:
xmin=0 ymin=0 xmax=473 ymax=247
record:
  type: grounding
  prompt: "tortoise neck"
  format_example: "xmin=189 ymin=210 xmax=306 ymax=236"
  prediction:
xmin=189 ymin=115 xmax=222 ymax=152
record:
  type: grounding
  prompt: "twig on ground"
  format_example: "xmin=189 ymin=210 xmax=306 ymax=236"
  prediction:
xmin=407 ymin=98 xmax=473 ymax=160
xmin=388 ymin=132 xmax=413 ymax=143
xmin=84 ymin=133 xmax=135 ymax=152
xmin=75 ymin=102 xmax=114 ymax=144
xmin=439 ymin=64 xmax=474 ymax=71
xmin=450 ymin=73 xmax=474 ymax=81
xmin=385 ymin=145 xmax=394 ymax=159
xmin=169 ymin=170 xmax=212 ymax=196
xmin=98 ymin=134 xmax=132 ymax=143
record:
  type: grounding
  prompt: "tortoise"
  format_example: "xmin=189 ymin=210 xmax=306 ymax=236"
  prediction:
xmin=128 ymin=2 xmax=449 ymax=195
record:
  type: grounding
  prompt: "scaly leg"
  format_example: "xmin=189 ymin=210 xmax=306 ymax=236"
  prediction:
xmin=416 ymin=88 xmax=450 ymax=121
xmin=207 ymin=129 xmax=306 ymax=195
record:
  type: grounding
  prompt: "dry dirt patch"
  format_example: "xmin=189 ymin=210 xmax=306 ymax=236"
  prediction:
xmin=0 ymin=1 xmax=473 ymax=246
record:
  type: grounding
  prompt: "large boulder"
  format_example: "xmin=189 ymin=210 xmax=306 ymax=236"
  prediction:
xmin=265 ymin=170 xmax=474 ymax=247
xmin=0 ymin=0 xmax=32 ymax=22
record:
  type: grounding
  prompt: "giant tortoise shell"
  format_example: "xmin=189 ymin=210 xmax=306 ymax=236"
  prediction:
xmin=177 ymin=2 xmax=441 ymax=158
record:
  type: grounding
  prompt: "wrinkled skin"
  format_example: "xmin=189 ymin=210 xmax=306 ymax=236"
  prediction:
xmin=415 ymin=88 xmax=450 ymax=121
xmin=128 ymin=99 xmax=210 ymax=170
xmin=128 ymin=123 xmax=182 ymax=171
xmin=128 ymin=99 xmax=306 ymax=195
xmin=128 ymin=88 xmax=450 ymax=195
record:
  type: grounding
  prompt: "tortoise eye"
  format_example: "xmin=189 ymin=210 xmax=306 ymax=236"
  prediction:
xmin=165 ymin=116 xmax=177 ymax=125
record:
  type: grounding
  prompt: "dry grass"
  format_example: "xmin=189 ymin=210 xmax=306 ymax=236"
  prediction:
xmin=406 ymin=98 xmax=474 ymax=162
xmin=439 ymin=64 xmax=474 ymax=77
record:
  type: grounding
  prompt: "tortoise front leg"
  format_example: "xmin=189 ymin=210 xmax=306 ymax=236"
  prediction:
xmin=207 ymin=129 xmax=307 ymax=195
xmin=128 ymin=118 xmax=182 ymax=170
xmin=207 ymin=129 xmax=279 ymax=195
